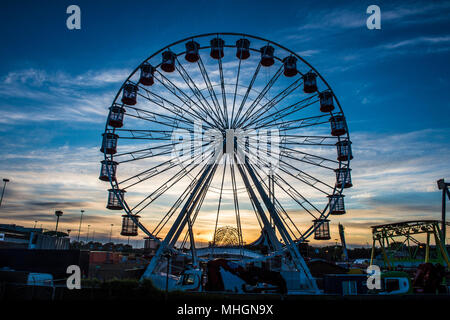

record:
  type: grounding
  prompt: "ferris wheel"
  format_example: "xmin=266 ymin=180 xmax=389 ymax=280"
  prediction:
xmin=100 ymin=33 xmax=352 ymax=290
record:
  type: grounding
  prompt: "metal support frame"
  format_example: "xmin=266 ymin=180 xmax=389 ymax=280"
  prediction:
xmin=142 ymin=156 xmax=219 ymax=278
xmin=0 ymin=179 xmax=9 ymax=207
xmin=235 ymin=148 xmax=319 ymax=292
xmin=371 ymin=220 xmax=450 ymax=269
xmin=437 ymin=179 xmax=450 ymax=246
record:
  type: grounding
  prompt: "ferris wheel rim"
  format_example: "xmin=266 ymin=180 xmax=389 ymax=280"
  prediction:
xmin=102 ymin=32 xmax=352 ymax=246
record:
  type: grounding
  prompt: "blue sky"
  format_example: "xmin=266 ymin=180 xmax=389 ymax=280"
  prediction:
xmin=0 ymin=0 xmax=449 ymax=246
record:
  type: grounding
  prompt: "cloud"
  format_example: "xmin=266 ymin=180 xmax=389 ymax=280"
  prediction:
xmin=382 ymin=35 xmax=450 ymax=50
xmin=382 ymin=1 xmax=450 ymax=25
xmin=297 ymin=50 xmax=320 ymax=57
xmin=0 ymin=68 xmax=129 ymax=125
xmin=2 ymin=68 xmax=130 ymax=88
xmin=1 ymin=125 xmax=448 ymax=246
xmin=293 ymin=1 xmax=450 ymax=32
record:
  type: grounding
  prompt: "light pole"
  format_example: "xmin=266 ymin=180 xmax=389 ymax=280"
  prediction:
xmin=437 ymin=179 xmax=450 ymax=246
xmin=109 ymin=224 xmax=114 ymax=243
xmin=33 ymin=220 xmax=38 ymax=229
xmin=86 ymin=225 xmax=91 ymax=242
xmin=0 ymin=178 xmax=10 ymax=207
xmin=164 ymin=251 xmax=172 ymax=301
xmin=54 ymin=210 xmax=63 ymax=233
xmin=77 ymin=210 xmax=84 ymax=241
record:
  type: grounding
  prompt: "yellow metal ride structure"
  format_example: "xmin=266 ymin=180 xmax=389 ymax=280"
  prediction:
xmin=370 ymin=220 xmax=450 ymax=270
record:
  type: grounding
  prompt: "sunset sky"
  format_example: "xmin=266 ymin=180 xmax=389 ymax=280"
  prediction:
xmin=0 ymin=0 xmax=449 ymax=247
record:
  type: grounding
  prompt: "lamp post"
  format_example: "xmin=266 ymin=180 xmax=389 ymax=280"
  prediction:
xmin=109 ymin=224 xmax=114 ymax=243
xmin=54 ymin=210 xmax=63 ymax=233
xmin=164 ymin=251 xmax=172 ymax=301
xmin=437 ymin=179 xmax=450 ymax=246
xmin=77 ymin=210 xmax=84 ymax=241
xmin=86 ymin=225 xmax=91 ymax=242
xmin=0 ymin=178 xmax=10 ymax=207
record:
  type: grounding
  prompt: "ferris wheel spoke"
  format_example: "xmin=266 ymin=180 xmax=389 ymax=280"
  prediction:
xmin=273 ymin=201 xmax=304 ymax=240
xmin=243 ymin=145 xmax=333 ymax=195
xmin=144 ymin=158 xmax=221 ymax=275
xmin=174 ymin=57 xmax=225 ymax=129
xmin=240 ymin=77 xmax=303 ymax=129
xmin=135 ymin=83 xmax=205 ymax=126
xmin=180 ymin=156 xmax=218 ymax=250
xmin=245 ymin=94 xmax=318 ymax=130
xmin=245 ymin=142 xmax=337 ymax=171
xmin=153 ymin=71 xmax=216 ymax=128
xmin=124 ymin=105 xmax=195 ymax=131
xmin=119 ymin=143 xmax=214 ymax=189
xmin=244 ymin=136 xmax=336 ymax=148
xmin=230 ymin=57 xmax=242 ymax=129
xmin=257 ymin=113 xmax=330 ymax=131
xmin=168 ymin=160 xmax=221 ymax=250
xmin=249 ymin=166 xmax=303 ymax=239
xmin=230 ymin=159 xmax=243 ymax=246
xmin=152 ymin=159 xmax=212 ymax=237
xmin=271 ymin=171 xmax=322 ymax=216
xmin=141 ymin=73 xmax=215 ymax=128
xmin=279 ymin=134 xmax=338 ymax=146
xmin=197 ymin=56 xmax=227 ymax=127
xmin=119 ymin=157 xmax=177 ymax=186
xmin=113 ymin=141 xmax=184 ymax=162
xmin=212 ymin=157 xmax=227 ymax=246
xmin=236 ymin=148 xmax=302 ymax=239
xmin=233 ymin=154 xmax=283 ymax=252
xmin=131 ymin=157 xmax=207 ymax=215
xmin=117 ymin=132 xmax=206 ymax=142
xmin=231 ymin=62 xmax=262 ymax=128
xmin=279 ymin=145 xmax=340 ymax=168
xmin=217 ymin=57 xmax=229 ymax=127
xmin=250 ymin=155 xmax=321 ymax=218
xmin=237 ymin=152 xmax=315 ymax=275
xmin=234 ymin=64 xmax=283 ymax=128
xmin=115 ymin=129 xmax=174 ymax=141
xmin=278 ymin=158 xmax=335 ymax=191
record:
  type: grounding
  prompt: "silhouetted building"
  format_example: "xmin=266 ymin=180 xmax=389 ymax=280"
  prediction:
xmin=0 ymin=224 xmax=69 ymax=250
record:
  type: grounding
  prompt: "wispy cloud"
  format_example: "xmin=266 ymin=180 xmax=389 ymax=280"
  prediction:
xmin=293 ymin=1 xmax=450 ymax=32
xmin=0 ymin=126 xmax=448 ymax=246
xmin=2 ymin=68 xmax=130 ymax=88
xmin=0 ymin=68 xmax=128 ymax=124
xmin=382 ymin=35 xmax=450 ymax=49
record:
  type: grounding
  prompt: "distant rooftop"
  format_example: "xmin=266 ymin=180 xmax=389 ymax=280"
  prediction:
xmin=0 ymin=224 xmax=43 ymax=234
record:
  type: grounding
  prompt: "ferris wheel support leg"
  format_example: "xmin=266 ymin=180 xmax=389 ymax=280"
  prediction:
xmin=168 ymin=165 xmax=219 ymax=262
xmin=141 ymin=160 xmax=218 ymax=280
xmin=235 ymin=160 xmax=282 ymax=252
xmin=239 ymin=156 xmax=319 ymax=293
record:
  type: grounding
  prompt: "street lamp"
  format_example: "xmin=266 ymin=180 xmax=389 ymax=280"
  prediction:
xmin=0 ymin=178 xmax=10 ymax=207
xmin=77 ymin=210 xmax=84 ymax=241
xmin=164 ymin=251 xmax=172 ymax=300
xmin=437 ymin=179 xmax=450 ymax=246
xmin=54 ymin=210 xmax=63 ymax=233
xmin=86 ymin=225 xmax=91 ymax=242
xmin=109 ymin=224 xmax=114 ymax=243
